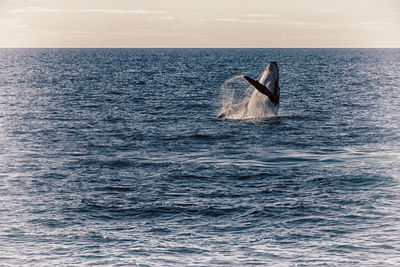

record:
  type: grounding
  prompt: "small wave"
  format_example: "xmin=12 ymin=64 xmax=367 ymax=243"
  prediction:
xmin=77 ymin=158 xmax=134 ymax=169
xmin=100 ymin=186 xmax=133 ymax=192
xmin=162 ymin=133 xmax=230 ymax=141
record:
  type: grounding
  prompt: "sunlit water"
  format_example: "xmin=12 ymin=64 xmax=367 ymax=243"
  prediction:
xmin=0 ymin=48 xmax=399 ymax=266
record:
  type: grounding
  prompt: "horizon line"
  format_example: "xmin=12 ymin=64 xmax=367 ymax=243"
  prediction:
xmin=0 ymin=46 xmax=399 ymax=49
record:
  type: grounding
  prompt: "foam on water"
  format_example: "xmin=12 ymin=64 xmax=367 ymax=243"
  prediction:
xmin=219 ymin=75 xmax=251 ymax=119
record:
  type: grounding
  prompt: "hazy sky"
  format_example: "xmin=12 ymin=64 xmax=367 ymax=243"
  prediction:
xmin=0 ymin=0 xmax=399 ymax=47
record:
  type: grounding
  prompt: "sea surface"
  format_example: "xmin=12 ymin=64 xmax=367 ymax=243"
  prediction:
xmin=0 ymin=48 xmax=399 ymax=266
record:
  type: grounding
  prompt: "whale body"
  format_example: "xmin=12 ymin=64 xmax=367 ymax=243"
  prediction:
xmin=218 ymin=61 xmax=280 ymax=119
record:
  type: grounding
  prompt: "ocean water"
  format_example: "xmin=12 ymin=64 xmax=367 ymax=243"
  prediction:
xmin=0 ymin=48 xmax=399 ymax=266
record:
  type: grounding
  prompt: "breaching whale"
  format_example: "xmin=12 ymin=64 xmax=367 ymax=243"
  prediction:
xmin=218 ymin=61 xmax=280 ymax=119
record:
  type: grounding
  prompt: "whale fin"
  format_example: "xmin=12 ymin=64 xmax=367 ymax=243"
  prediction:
xmin=244 ymin=75 xmax=277 ymax=105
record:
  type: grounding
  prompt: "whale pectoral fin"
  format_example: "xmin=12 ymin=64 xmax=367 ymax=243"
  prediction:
xmin=244 ymin=76 xmax=277 ymax=104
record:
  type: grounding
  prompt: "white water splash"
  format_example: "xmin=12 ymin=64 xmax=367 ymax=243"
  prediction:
xmin=218 ymin=75 xmax=277 ymax=120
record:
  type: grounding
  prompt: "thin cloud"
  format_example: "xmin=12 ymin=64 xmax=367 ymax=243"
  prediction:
xmin=198 ymin=15 xmax=280 ymax=23
xmin=215 ymin=18 xmax=240 ymax=22
xmin=289 ymin=21 xmax=321 ymax=27
xmin=315 ymin=9 xmax=337 ymax=13
xmin=240 ymin=19 xmax=277 ymax=24
xmin=0 ymin=18 xmax=28 ymax=29
xmin=76 ymin=9 xmax=165 ymax=14
xmin=240 ymin=14 xmax=279 ymax=18
xmin=198 ymin=17 xmax=240 ymax=22
xmin=358 ymin=22 xmax=387 ymax=26
xmin=356 ymin=21 xmax=388 ymax=29
xmin=10 ymin=7 xmax=61 ymax=13
xmin=156 ymin=17 xmax=175 ymax=20
xmin=279 ymin=20 xmax=388 ymax=30
xmin=9 ymin=7 xmax=165 ymax=14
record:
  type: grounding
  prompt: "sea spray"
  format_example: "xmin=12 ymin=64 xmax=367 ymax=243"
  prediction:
xmin=219 ymin=75 xmax=251 ymax=116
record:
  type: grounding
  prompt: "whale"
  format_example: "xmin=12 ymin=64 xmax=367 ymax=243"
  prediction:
xmin=218 ymin=61 xmax=280 ymax=119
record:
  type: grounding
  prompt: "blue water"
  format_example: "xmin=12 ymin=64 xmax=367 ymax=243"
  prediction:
xmin=0 ymin=48 xmax=400 ymax=266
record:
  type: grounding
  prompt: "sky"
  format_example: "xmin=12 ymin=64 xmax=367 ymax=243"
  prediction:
xmin=0 ymin=0 xmax=399 ymax=47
